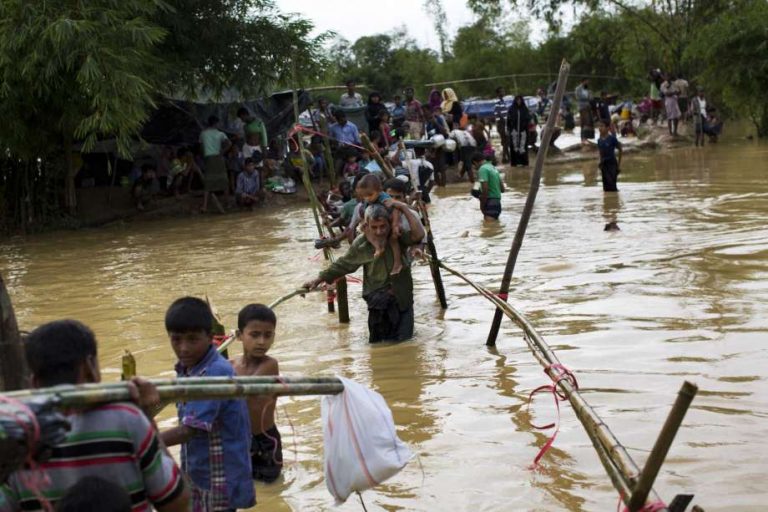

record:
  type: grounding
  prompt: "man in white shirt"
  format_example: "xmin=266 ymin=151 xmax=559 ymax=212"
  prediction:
xmin=339 ymin=80 xmax=364 ymax=108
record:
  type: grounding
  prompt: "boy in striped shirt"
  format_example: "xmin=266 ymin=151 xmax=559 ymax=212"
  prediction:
xmin=0 ymin=320 xmax=189 ymax=512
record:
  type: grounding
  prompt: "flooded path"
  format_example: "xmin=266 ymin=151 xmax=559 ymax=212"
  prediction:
xmin=2 ymin=140 xmax=767 ymax=511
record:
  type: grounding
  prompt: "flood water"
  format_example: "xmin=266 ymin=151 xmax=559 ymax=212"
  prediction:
xmin=2 ymin=140 xmax=767 ymax=511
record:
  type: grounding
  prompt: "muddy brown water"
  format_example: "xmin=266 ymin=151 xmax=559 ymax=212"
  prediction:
xmin=2 ymin=141 xmax=767 ymax=511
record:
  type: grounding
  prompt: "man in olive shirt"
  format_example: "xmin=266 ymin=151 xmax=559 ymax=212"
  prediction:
xmin=303 ymin=202 xmax=425 ymax=342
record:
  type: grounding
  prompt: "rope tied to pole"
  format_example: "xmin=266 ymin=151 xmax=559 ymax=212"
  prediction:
xmin=527 ymin=363 xmax=579 ymax=468
xmin=618 ymin=495 xmax=668 ymax=512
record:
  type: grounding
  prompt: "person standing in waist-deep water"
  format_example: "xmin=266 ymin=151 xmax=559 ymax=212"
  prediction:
xmin=594 ymin=121 xmax=623 ymax=192
xmin=233 ymin=304 xmax=284 ymax=484
xmin=303 ymin=202 xmax=425 ymax=343
xmin=507 ymin=95 xmax=531 ymax=167
xmin=473 ymin=153 xmax=505 ymax=221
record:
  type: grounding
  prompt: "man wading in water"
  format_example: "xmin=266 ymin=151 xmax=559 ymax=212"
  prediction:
xmin=303 ymin=202 xmax=425 ymax=343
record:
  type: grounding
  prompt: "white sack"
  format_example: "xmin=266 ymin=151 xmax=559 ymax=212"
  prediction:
xmin=322 ymin=376 xmax=412 ymax=503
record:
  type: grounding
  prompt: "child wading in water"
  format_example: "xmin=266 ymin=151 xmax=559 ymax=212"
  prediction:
xmin=160 ymin=297 xmax=255 ymax=512
xmin=355 ymin=174 xmax=404 ymax=275
xmin=232 ymin=304 xmax=283 ymax=483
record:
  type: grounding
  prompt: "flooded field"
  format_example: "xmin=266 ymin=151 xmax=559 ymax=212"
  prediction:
xmin=2 ymin=140 xmax=766 ymax=511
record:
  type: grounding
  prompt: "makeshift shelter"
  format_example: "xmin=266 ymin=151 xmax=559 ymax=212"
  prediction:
xmin=141 ymin=90 xmax=313 ymax=146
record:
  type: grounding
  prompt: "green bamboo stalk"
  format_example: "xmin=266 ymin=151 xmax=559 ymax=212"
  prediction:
xmin=4 ymin=377 xmax=344 ymax=408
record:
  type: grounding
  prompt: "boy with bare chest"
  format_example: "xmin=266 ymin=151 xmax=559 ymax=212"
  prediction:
xmin=232 ymin=304 xmax=283 ymax=483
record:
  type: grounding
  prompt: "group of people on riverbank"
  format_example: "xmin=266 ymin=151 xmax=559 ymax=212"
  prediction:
xmin=1 ymin=299 xmax=285 ymax=512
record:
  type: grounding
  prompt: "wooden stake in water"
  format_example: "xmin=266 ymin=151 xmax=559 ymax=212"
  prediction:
xmin=0 ymin=274 xmax=29 ymax=391
xmin=486 ymin=60 xmax=571 ymax=346
xmin=627 ymin=381 xmax=698 ymax=511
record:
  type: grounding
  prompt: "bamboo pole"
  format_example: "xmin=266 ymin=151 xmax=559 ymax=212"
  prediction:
xmin=0 ymin=274 xmax=29 ymax=391
xmin=292 ymin=66 xmax=338 ymax=315
xmin=436 ymin=259 xmax=686 ymax=507
xmin=360 ymin=133 xmax=395 ymax=179
xmin=399 ymin=139 xmax=447 ymax=309
xmin=317 ymin=117 xmax=350 ymax=323
xmin=4 ymin=377 xmax=344 ymax=408
xmin=628 ymin=381 xmax=698 ymax=512
xmin=418 ymin=202 xmax=448 ymax=309
xmin=486 ymin=60 xmax=570 ymax=347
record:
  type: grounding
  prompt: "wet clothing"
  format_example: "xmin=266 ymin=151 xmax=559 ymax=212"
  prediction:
xmin=319 ymin=232 xmax=419 ymax=342
xmin=478 ymin=162 xmax=502 ymax=199
xmin=482 ymin=197 xmax=502 ymax=219
xmin=0 ymin=403 xmax=184 ymax=512
xmin=597 ymin=134 xmax=621 ymax=192
xmin=175 ymin=346 xmax=255 ymax=511
xmin=251 ymin=427 xmax=283 ymax=483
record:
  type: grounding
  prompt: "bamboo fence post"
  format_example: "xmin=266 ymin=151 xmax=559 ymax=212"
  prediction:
xmin=418 ymin=202 xmax=448 ymax=309
xmin=399 ymin=139 xmax=447 ymax=309
xmin=360 ymin=134 xmax=395 ymax=179
xmin=486 ymin=60 xmax=570 ymax=347
xmin=0 ymin=274 xmax=29 ymax=391
xmin=627 ymin=381 xmax=698 ymax=512
xmin=317 ymin=117 xmax=350 ymax=323
xmin=292 ymin=72 xmax=339 ymax=316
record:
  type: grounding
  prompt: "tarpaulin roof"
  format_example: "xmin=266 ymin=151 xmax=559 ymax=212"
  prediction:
xmin=140 ymin=90 xmax=312 ymax=146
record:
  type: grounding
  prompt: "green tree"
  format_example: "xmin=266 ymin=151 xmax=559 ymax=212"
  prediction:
xmin=0 ymin=0 xmax=167 ymax=213
xmin=690 ymin=0 xmax=768 ymax=136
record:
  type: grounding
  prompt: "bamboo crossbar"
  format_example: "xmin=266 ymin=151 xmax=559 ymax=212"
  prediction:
xmin=4 ymin=376 xmax=344 ymax=407
xmin=435 ymin=259 xmax=665 ymax=507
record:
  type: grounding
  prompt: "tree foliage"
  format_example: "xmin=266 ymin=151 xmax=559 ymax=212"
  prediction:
xmin=690 ymin=0 xmax=768 ymax=136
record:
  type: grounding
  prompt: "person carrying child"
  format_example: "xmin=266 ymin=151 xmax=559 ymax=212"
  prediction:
xmin=354 ymin=174 xmax=406 ymax=275
xmin=232 ymin=304 xmax=283 ymax=483
xmin=160 ymin=297 xmax=255 ymax=512
xmin=0 ymin=320 xmax=189 ymax=512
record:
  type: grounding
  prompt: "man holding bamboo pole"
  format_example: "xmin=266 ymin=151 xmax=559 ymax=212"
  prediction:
xmin=303 ymin=202 xmax=425 ymax=342
xmin=0 ymin=320 xmax=190 ymax=512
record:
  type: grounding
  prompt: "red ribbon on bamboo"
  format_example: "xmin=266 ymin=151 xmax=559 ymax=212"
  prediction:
xmin=527 ymin=363 xmax=578 ymax=468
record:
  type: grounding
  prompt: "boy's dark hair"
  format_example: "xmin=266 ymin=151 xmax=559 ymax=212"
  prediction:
xmin=383 ymin=178 xmax=407 ymax=194
xmin=140 ymin=163 xmax=156 ymax=173
xmin=207 ymin=115 xmax=219 ymax=127
xmin=56 ymin=476 xmax=131 ymax=512
xmin=176 ymin=147 xmax=189 ymax=158
xmin=356 ymin=173 xmax=382 ymax=192
xmin=471 ymin=152 xmax=486 ymax=164
xmin=237 ymin=304 xmax=277 ymax=331
xmin=165 ymin=297 xmax=213 ymax=334
xmin=25 ymin=320 xmax=97 ymax=387
xmin=236 ymin=107 xmax=249 ymax=117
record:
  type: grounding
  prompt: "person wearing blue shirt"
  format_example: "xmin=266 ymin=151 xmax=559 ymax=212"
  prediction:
xmin=328 ymin=111 xmax=361 ymax=146
xmin=161 ymin=297 xmax=256 ymax=512
xmin=593 ymin=121 xmax=623 ymax=192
